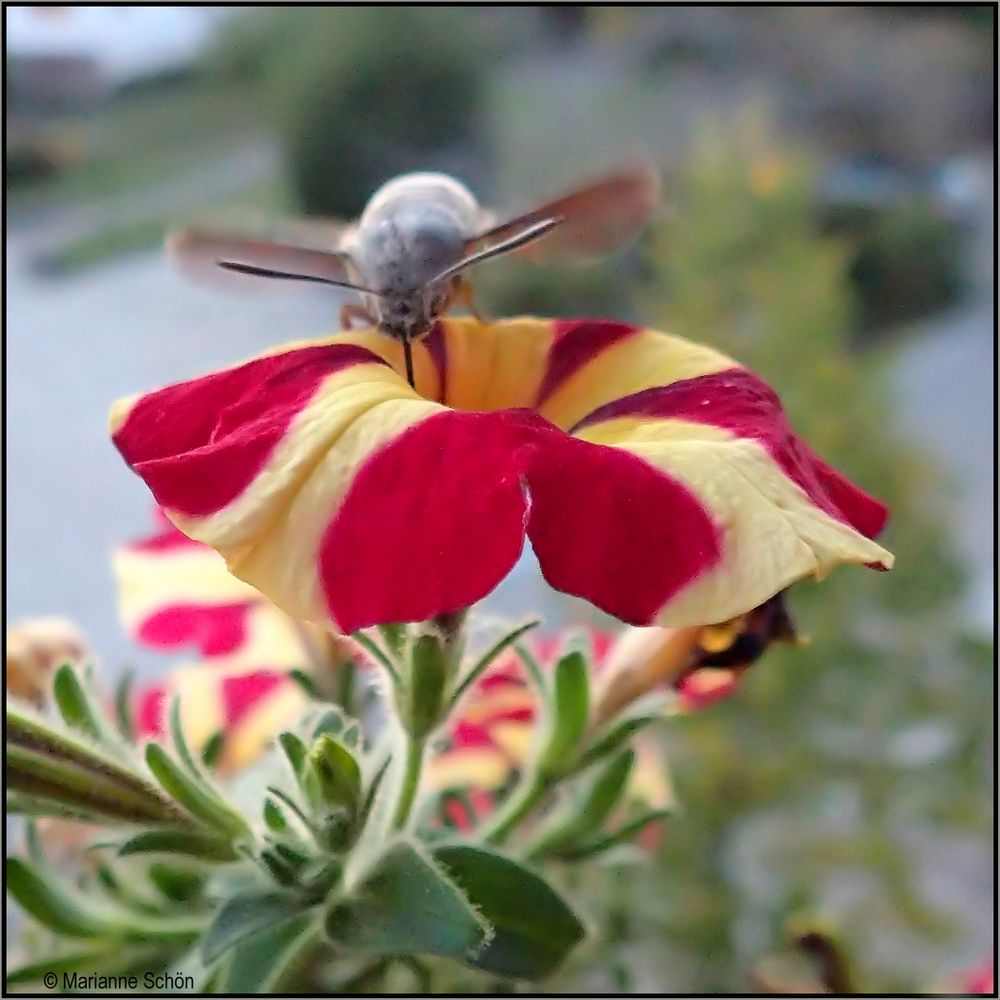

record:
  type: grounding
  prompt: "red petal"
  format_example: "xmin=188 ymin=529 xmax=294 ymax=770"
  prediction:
xmin=525 ymin=432 xmax=721 ymax=626
xmin=113 ymin=344 xmax=387 ymax=516
xmin=320 ymin=409 xmax=542 ymax=633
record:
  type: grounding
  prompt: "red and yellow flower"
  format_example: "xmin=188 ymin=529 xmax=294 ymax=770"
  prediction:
xmin=115 ymin=512 xmax=317 ymax=772
xmin=114 ymin=507 xmax=307 ymax=669
xmin=110 ymin=317 xmax=892 ymax=632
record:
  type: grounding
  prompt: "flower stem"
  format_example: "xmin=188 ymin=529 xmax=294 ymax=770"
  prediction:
xmin=480 ymin=771 xmax=550 ymax=845
xmin=391 ymin=733 xmax=425 ymax=831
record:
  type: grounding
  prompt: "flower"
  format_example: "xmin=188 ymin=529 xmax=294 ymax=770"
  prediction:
xmin=132 ymin=663 xmax=307 ymax=775
xmin=114 ymin=507 xmax=308 ymax=669
xmin=595 ymin=591 xmax=799 ymax=720
xmin=5 ymin=617 xmax=90 ymax=704
xmin=110 ymin=317 xmax=892 ymax=632
xmin=960 ymin=959 xmax=995 ymax=995
xmin=116 ymin=510 xmax=361 ymax=772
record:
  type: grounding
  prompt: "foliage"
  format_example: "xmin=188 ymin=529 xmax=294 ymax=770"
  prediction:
xmin=824 ymin=198 xmax=965 ymax=337
xmin=255 ymin=7 xmax=491 ymax=218
xmin=6 ymin=624 xmax=656 ymax=993
xmin=618 ymin=120 xmax=992 ymax=992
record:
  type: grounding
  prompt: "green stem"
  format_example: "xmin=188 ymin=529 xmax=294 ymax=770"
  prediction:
xmin=481 ymin=772 xmax=550 ymax=845
xmin=391 ymin=734 xmax=426 ymax=830
xmin=336 ymin=658 xmax=357 ymax=714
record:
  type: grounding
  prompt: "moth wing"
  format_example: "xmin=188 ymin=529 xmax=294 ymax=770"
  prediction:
xmin=167 ymin=212 xmax=361 ymax=291
xmin=470 ymin=163 xmax=661 ymax=263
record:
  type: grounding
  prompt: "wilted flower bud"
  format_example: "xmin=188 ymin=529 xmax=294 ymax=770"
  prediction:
xmin=595 ymin=592 xmax=799 ymax=722
xmin=5 ymin=617 xmax=89 ymax=705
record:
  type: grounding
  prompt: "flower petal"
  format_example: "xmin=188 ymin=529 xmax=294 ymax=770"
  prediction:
xmin=112 ymin=340 xmax=546 ymax=630
xmin=525 ymin=431 xmax=722 ymax=625
xmin=570 ymin=367 xmax=892 ymax=625
xmin=114 ymin=512 xmax=306 ymax=666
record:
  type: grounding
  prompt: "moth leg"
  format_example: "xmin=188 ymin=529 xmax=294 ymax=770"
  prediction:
xmin=339 ymin=302 xmax=377 ymax=330
xmin=451 ymin=277 xmax=492 ymax=325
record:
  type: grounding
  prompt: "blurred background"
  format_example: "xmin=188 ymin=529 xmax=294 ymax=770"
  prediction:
xmin=5 ymin=5 xmax=994 ymax=993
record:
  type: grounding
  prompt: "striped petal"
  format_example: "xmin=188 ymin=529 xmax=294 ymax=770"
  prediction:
xmin=134 ymin=664 xmax=307 ymax=774
xmin=111 ymin=317 xmax=892 ymax=630
xmin=115 ymin=510 xmax=308 ymax=668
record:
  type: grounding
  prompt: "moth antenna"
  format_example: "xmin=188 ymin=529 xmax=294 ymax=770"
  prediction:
xmin=218 ymin=261 xmax=384 ymax=297
xmin=431 ymin=217 xmax=563 ymax=285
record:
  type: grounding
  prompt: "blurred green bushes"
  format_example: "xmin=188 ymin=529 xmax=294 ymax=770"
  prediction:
xmin=601 ymin=120 xmax=993 ymax=993
xmin=827 ymin=199 xmax=965 ymax=337
xmin=215 ymin=7 xmax=492 ymax=219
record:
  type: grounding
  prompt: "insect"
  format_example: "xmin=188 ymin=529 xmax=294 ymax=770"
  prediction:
xmin=169 ymin=165 xmax=661 ymax=387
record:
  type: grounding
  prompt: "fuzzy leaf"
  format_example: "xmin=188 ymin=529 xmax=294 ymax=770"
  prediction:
xmin=434 ymin=845 xmax=586 ymax=979
xmin=221 ymin=913 xmax=315 ymax=993
xmin=52 ymin=665 xmax=106 ymax=744
xmin=118 ymin=828 xmax=238 ymax=862
xmin=325 ymin=841 xmax=488 ymax=958
xmin=307 ymin=734 xmax=361 ymax=813
xmin=145 ymin=743 xmax=249 ymax=840
xmin=538 ymin=651 xmax=590 ymax=776
xmin=278 ymin=732 xmax=308 ymax=778
xmin=529 ymin=749 xmax=636 ymax=858
xmin=202 ymin=891 xmax=312 ymax=965
xmin=7 ymin=858 xmax=118 ymax=937
xmin=7 ymin=743 xmax=184 ymax=827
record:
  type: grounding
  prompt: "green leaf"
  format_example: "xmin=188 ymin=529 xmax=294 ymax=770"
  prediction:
xmin=7 ymin=703 xmax=186 ymax=826
xmin=200 ymin=731 xmax=225 ymax=769
xmin=147 ymin=864 xmax=205 ymax=903
xmin=221 ymin=914 xmax=315 ymax=993
xmin=325 ymin=841 xmax=489 ymax=958
xmin=537 ymin=651 xmax=590 ymax=776
xmin=434 ymin=845 xmax=586 ymax=979
xmin=515 ymin=642 xmax=548 ymax=699
xmin=279 ymin=731 xmax=308 ymax=778
xmin=263 ymin=798 xmax=289 ymax=832
xmin=528 ymin=749 xmax=636 ymax=859
xmin=202 ymin=890 xmax=312 ymax=965
xmin=7 ymin=857 xmax=118 ymax=937
xmin=5 ymin=948 xmax=116 ymax=986
xmin=357 ymin=756 xmax=391 ymax=832
xmin=118 ymin=828 xmax=238 ymax=862
xmin=169 ymin=696 xmax=203 ymax=776
xmin=307 ymin=734 xmax=361 ymax=813
xmin=145 ymin=743 xmax=250 ymax=840
xmin=114 ymin=670 xmax=136 ymax=742
xmin=555 ymin=809 xmax=671 ymax=860
xmin=310 ymin=706 xmax=347 ymax=739
xmin=449 ymin=619 xmax=542 ymax=709
xmin=52 ymin=664 xmax=104 ymax=743
xmin=288 ymin=668 xmax=319 ymax=699
xmin=266 ymin=786 xmax=315 ymax=835
xmin=352 ymin=630 xmax=400 ymax=685
xmin=7 ymin=742 xmax=185 ymax=827
xmin=574 ymin=710 xmax=660 ymax=771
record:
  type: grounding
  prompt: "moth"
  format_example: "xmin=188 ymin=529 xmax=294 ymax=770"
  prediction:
xmin=169 ymin=165 xmax=660 ymax=386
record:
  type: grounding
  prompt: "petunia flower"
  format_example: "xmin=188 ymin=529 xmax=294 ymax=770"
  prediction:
xmin=110 ymin=317 xmax=893 ymax=632
xmin=115 ymin=511 xmax=374 ymax=773
xmin=132 ymin=663 xmax=307 ymax=775
xmin=114 ymin=507 xmax=308 ymax=669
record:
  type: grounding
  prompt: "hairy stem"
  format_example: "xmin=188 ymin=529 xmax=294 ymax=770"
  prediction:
xmin=480 ymin=772 xmax=550 ymax=845
xmin=391 ymin=733 xmax=425 ymax=831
